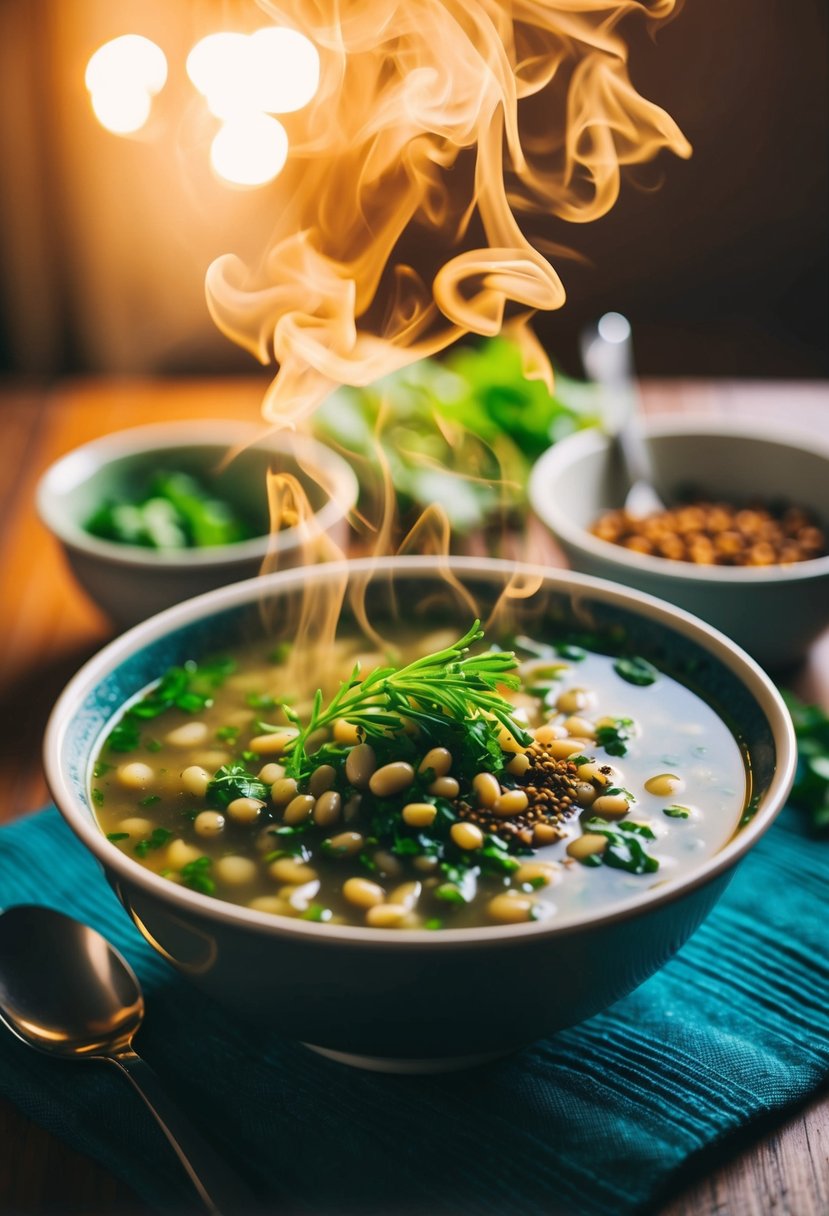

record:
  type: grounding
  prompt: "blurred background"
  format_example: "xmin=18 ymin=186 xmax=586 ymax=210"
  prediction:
xmin=0 ymin=0 xmax=826 ymax=383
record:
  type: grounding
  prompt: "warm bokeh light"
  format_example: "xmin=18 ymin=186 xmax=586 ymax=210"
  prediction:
xmin=248 ymin=28 xmax=320 ymax=115
xmin=85 ymin=34 xmax=168 ymax=94
xmin=187 ymin=27 xmax=320 ymax=120
xmin=85 ymin=35 xmax=167 ymax=135
xmin=90 ymin=86 xmax=153 ymax=136
xmin=209 ymin=114 xmax=289 ymax=187
xmin=186 ymin=32 xmax=252 ymax=117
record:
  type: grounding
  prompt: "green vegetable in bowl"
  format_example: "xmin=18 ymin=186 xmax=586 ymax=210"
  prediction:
xmin=312 ymin=337 xmax=597 ymax=531
xmin=85 ymin=470 xmax=256 ymax=550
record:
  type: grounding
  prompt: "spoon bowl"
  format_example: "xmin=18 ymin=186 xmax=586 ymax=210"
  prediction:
xmin=0 ymin=904 xmax=256 ymax=1215
xmin=0 ymin=905 xmax=142 ymax=1055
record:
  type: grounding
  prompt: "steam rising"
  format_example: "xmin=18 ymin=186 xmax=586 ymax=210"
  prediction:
xmin=206 ymin=0 xmax=690 ymax=422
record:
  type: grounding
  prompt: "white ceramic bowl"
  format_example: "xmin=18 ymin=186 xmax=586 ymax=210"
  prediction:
xmin=529 ymin=416 xmax=829 ymax=670
xmin=44 ymin=557 xmax=795 ymax=1072
xmin=37 ymin=420 xmax=359 ymax=629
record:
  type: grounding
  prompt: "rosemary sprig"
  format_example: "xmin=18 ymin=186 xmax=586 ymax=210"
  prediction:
xmin=273 ymin=621 xmax=532 ymax=778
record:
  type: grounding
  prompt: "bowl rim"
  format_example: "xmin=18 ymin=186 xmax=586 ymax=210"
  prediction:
xmin=529 ymin=414 xmax=829 ymax=584
xmin=36 ymin=420 xmax=359 ymax=568
xmin=44 ymin=556 xmax=796 ymax=947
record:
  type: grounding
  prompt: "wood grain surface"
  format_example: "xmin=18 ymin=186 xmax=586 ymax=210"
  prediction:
xmin=0 ymin=377 xmax=826 ymax=1215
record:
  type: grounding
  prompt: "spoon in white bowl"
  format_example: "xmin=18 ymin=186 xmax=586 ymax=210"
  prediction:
xmin=0 ymin=904 xmax=257 ymax=1216
xmin=580 ymin=311 xmax=665 ymax=517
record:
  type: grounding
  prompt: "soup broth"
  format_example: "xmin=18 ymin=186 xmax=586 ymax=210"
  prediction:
xmin=91 ymin=625 xmax=748 ymax=929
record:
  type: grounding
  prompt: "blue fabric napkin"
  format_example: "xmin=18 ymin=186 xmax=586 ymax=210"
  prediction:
xmin=0 ymin=805 xmax=826 ymax=1216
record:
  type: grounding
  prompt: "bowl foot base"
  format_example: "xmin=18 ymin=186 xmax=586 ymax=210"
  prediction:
xmin=302 ymin=1042 xmax=510 ymax=1074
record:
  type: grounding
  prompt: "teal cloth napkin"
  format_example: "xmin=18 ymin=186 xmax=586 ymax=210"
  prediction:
xmin=0 ymin=806 xmax=827 ymax=1216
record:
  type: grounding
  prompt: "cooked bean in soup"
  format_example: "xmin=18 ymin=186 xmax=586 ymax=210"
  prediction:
xmin=91 ymin=623 xmax=748 ymax=929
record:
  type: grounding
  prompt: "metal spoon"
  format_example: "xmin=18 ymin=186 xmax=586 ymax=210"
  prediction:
xmin=0 ymin=904 xmax=257 ymax=1216
xmin=580 ymin=311 xmax=665 ymax=517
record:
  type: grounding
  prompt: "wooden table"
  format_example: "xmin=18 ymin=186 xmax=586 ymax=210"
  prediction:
xmin=0 ymin=378 xmax=827 ymax=1214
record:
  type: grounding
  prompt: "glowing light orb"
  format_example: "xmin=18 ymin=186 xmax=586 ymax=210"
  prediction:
xmin=210 ymin=114 xmax=289 ymax=187
xmin=86 ymin=35 xmax=166 ymax=135
xmin=90 ymin=85 xmax=153 ymax=135
xmin=86 ymin=35 xmax=167 ymax=95
xmin=248 ymin=28 xmax=320 ymax=114
xmin=188 ymin=27 xmax=320 ymax=118
xmin=186 ymin=32 xmax=249 ymax=103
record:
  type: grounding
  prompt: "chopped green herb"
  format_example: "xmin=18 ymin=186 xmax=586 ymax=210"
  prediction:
xmin=134 ymin=827 xmax=173 ymax=858
xmin=605 ymin=786 xmax=636 ymax=802
xmin=663 ymin=804 xmax=691 ymax=819
xmin=93 ymin=760 xmax=112 ymax=778
xmin=301 ymin=903 xmax=333 ymax=922
xmin=595 ymin=716 xmax=636 ymax=757
xmin=424 ymin=918 xmax=444 ymax=931
xmin=579 ymin=817 xmax=659 ymax=874
xmin=139 ymin=794 xmax=161 ymax=807
xmin=106 ymin=832 xmax=129 ymax=842
xmin=207 ymin=762 xmax=268 ymax=808
xmin=479 ymin=843 xmax=521 ymax=876
xmin=269 ymin=641 xmax=293 ymax=664
xmin=434 ymin=883 xmax=468 ymax=905
xmin=568 ymin=754 xmax=591 ymax=767
xmin=91 ymin=788 xmax=104 ymax=806
xmin=613 ymin=656 xmax=659 ymax=687
xmin=107 ymin=719 xmax=140 ymax=753
xmin=146 ymin=739 xmax=163 ymax=753
xmin=215 ymin=725 xmax=240 ymax=743
xmin=180 ymin=856 xmax=215 ymax=895
xmin=556 ymin=643 xmax=587 ymax=661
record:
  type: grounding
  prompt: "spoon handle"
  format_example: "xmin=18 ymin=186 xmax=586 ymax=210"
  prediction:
xmin=107 ymin=1049 xmax=257 ymax=1216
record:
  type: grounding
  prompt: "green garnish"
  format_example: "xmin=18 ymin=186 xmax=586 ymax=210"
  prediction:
xmin=91 ymin=788 xmax=104 ymax=806
xmin=106 ymin=832 xmax=129 ymax=842
xmin=424 ymin=918 xmax=444 ymax=931
xmin=301 ymin=903 xmax=333 ymax=922
xmin=180 ymin=856 xmax=215 ymax=894
xmin=434 ymin=883 xmax=469 ymax=905
xmin=605 ymin=786 xmax=636 ymax=802
xmin=207 ymin=762 xmax=268 ymax=808
xmin=134 ymin=827 xmax=173 ymax=857
xmin=782 ymin=691 xmax=829 ymax=833
xmin=663 ymin=804 xmax=691 ymax=819
xmin=246 ymin=692 xmax=279 ymax=711
xmin=556 ymin=643 xmax=587 ymax=661
xmin=613 ymin=656 xmax=659 ymax=687
xmin=277 ymin=621 xmax=531 ymax=780
xmin=106 ymin=658 xmax=236 ymax=752
xmin=85 ymin=470 xmax=255 ymax=550
xmin=215 ymin=725 xmax=240 ymax=743
xmin=580 ymin=817 xmax=659 ymax=874
xmin=139 ymin=794 xmax=161 ymax=807
xmin=595 ymin=716 xmax=636 ymax=757
xmin=93 ymin=761 xmax=112 ymax=778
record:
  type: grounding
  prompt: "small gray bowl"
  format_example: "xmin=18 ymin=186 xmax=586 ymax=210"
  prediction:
xmin=44 ymin=556 xmax=795 ymax=1072
xmin=529 ymin=416 xmax=829 ymax=670
xmin=37 ymin=420 xmax=359 ymax=629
